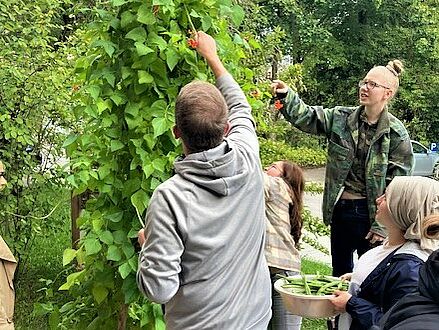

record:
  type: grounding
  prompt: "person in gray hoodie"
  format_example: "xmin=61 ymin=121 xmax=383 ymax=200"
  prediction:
xmin=136 ymin=31 xmax=271 ymax=330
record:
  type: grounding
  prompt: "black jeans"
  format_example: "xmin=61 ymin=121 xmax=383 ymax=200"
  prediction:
xmin=330 ymin=198 xmax=372 ymax=277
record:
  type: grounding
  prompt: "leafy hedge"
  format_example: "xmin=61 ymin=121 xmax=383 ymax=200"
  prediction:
xmin=259 ymin=137 xmax=327 ymax=168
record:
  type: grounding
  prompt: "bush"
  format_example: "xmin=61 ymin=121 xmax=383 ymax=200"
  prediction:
xmin=259 ymin=138 xmax=327 ymax=168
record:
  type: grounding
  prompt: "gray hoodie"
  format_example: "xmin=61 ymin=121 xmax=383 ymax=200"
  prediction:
xmin=137 ymin=74 xmax=271 ymax=329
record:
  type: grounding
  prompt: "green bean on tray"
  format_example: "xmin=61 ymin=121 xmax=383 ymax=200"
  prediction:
xmin=280 ymin=274 xmax=349 ymax=296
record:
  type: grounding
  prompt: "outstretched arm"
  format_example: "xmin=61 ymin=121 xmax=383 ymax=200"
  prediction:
xmin=194 ymin=31 xmax=258 ymax=154
xmin=270 ymin=79 xmax=336 ymax=137
xmin=195 ymin=31 xmax=227 ymax=79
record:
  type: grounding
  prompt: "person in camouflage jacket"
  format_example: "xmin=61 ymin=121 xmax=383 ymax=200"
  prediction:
xmin=271 ymin=60 xmax=414 ymax=277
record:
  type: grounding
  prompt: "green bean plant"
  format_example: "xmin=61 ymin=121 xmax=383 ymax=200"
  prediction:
xmin=56 ymin=0 xmax=262 ymax=328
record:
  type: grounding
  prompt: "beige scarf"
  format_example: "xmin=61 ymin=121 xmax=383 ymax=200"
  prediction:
xmin=386 ymin=176 xmax=439 ymax=252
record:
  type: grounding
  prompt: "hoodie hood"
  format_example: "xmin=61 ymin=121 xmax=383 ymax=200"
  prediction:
xmin=173 ymin=139 xmax=248 ymax=196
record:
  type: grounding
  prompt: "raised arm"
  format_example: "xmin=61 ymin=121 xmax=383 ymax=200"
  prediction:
xmin=195 ymin=31 xmax=226 ymax=79
xmin=271 ymin=80 xmax=335 ymax=137
xmin=195 ymin=31 xmax=258 ymax=154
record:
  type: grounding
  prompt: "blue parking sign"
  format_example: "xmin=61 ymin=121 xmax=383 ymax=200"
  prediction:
xmin=431 ymin=143 xmax=438 ymax=152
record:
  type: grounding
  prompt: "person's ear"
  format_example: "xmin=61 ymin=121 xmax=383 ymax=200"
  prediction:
xmin=384 ymin=89 xmax=394 ymax=101
xmin=173 ymin=125 xmax=181 ymax=139
xmin=224 ymin=121 xmax=231 ymax=136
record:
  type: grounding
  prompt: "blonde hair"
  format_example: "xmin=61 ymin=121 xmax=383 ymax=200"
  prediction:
xmin=422 ymin=214 xmax=439 ymax=240
xmin=385 ymin=59 xmax=404 ymax=90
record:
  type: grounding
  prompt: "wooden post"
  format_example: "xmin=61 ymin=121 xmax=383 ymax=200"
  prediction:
xmin=71 ymin=191 xmax=81 ymax=249
xmin=118 ymin=303 xmax=128 ymax=330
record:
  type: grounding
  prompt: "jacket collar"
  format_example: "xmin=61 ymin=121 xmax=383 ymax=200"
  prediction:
xmin=347 ymin=106 xmax=391 ymax=147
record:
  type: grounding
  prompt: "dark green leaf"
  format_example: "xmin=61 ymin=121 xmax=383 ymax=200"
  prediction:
xmin=92 ymin=285 xmax=109 ymax=304
xmin=62 ymin=134 xmax=78 ymax=148
xmin=118 ymin=262 xmax=132 ymax=279
xmin=110 ymin=140 xmax=124 ymax=152
xmin=84 ymin=238 xmax=102 ymax=256
xmin=230 ymin=5 xmax=245 ymax=26
xmin=99 ymin=231 xmax=114 ymax=245
xmin=152 ymin=117 xmax=168 ymax=138
xmin=135 ymin=42 xmax=154 ymax=56
xmin=131 ymin=189 xmax=149 ymax=214
xmin=165 ymin=47 xmax=180 ymax=71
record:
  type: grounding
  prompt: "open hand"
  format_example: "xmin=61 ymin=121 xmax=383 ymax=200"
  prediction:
xmin=330 ymin=290 xmax=352 ymax=312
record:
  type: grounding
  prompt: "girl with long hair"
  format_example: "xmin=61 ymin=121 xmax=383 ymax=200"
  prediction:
xmin=264 ymin=160 xmax=305 ymax=330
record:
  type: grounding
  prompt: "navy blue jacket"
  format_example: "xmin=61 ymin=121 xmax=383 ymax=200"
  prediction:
xmin=379 ymin=248 xmax=439 ymax=330
xmin=346 ymin=252 xmax=424 ymax=329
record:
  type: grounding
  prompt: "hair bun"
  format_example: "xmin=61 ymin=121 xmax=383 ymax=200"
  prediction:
xmin=386 ymin=60 xmax=404 ymax=77
xmin=422 ymin=215 xmax=439 ymax=240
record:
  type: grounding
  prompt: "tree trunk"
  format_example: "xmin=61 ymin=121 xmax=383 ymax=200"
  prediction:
xmin=118 ymin=303 xmax=128 ymax=330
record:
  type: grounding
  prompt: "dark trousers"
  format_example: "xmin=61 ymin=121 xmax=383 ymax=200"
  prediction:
xmin=330 ymin=198 xmax=372 ymax=277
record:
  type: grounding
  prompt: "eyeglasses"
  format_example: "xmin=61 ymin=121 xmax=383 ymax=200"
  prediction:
xmin=358 ymin=79 xmax=390 ymax=90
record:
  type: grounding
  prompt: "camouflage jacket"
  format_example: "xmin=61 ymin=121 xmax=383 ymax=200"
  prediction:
xmin=280 ymin=90 xmax=414 ymax=236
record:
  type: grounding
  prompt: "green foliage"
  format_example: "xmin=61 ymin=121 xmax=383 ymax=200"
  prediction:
xmin=305 ymin=182 xmax=324 ymax=194
xmin=302 ymin=208 xmax=330 ymax=255
xmin=14 ymin=188 xmax=71 ymax=329
xmin=0 ymin=0 xmax=78 ymax=267
xmin=260 ymin=138 xmax=327 ymax=168
xmin=60 ymin=0 xmax=257 ymax=328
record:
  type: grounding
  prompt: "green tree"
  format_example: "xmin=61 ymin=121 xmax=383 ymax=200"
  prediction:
xmin=0 ymin=0 xmax=78 ymax=271
xmin=241 ymin=0 xmax=439 ymax=143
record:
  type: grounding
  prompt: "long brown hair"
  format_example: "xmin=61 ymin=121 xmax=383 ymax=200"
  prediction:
xmin=280 ymin=161 xmax=305 ymax=247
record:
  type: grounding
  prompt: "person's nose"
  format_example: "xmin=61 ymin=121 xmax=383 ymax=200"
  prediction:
xmin=360 ymin=82 xmax=369 ymax=91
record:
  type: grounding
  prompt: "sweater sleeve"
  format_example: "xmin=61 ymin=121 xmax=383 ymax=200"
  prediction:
xmin=346 ymin=258 xmax=422 ymax=328
xmin=136 ymin=188 xmax=184 ymax=304
xmin=216 ymin=74 xmax=258 ymax=155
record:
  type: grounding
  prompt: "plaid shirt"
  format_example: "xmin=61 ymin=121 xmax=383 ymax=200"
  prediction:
xmin=264 ymin=174 xmax=301 ymax=271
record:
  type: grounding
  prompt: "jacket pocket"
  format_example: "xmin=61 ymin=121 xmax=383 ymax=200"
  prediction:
xmin=328 ymin=140 xmax=349 ymax=162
